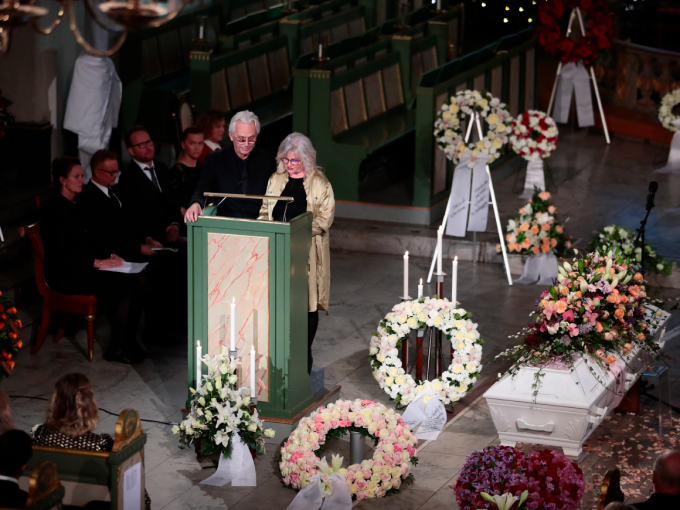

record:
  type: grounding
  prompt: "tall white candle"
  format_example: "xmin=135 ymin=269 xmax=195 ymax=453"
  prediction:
xmin=199 ymin=24 xmax=204 ymax=40
xmin=403 ymin=251 xmax=409 ymax=297
xmin=318 ymin=43 xmax=323 ymax=59
xmin=196 ymin=340 xmax=202 ymax=390
xmin=437 ymin=225 xmax=443 ymax=274
xmin=230 ymin=297 xmax=236 ymax=352
xmin=436 ymin=0 xmax=441 ymax=10
xmin=250 ymin=346 xmax=257 ymax=398
xmin=418 ymin=278 xmax=423 ymax=298
xmin=452 ymin=256 xmax=458 ymax=304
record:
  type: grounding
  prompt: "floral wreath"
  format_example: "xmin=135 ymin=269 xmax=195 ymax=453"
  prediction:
xmin=537 ymin=0 xmax=614 ymax=66
xmin=658 ymin=89 xmax=680 ymax=132
xmin=280 ymin=399 xmax=418 ymax=499
xmin=434 ymin=90 xmax=513 ymax=166
xmin=509 ymin=110 xmax=559 ymax=161
xmin=369 ymin=297 xmax=483 ymax=406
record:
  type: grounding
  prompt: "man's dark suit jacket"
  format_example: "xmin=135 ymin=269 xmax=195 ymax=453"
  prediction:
xmin=189 ymin=146 xmax=276 ymax=219
xmin=117 ymin=160 xmax=182 ymax=242
xmin=77 ymin=181 xmax=145 ymax=262
xmin=0 ymin=479 xmax=29 ymax=507
xmin=632 ymin=493 xmax=680 ymax=510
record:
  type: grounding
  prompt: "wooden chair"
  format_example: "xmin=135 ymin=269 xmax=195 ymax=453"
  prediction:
xmin=598 ymin=468 xmax=625 ymax=510
xmin=25 ymin=224 xmax=98 ymax=362
xmin=25 ymin=409 xmax=147 ymax=510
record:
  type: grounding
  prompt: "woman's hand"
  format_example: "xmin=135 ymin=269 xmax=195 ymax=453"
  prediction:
xmin=95 ymin=258 xmax=124 ymax=269
xmin=110 ymin=254 xmax=126 ymax=262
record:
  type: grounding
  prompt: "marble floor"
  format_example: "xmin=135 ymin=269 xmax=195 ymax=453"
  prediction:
xmin=4 ymin=129 xmax=680 ymax=509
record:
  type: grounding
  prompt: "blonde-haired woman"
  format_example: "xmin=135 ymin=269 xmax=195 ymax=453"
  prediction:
xmin=259 ymin=133 xmax=335 ymax=373
xmin=32 ymin=373 xmax=112 ymax=451
xmin=0 ymin=390 xmax=15 ymax=434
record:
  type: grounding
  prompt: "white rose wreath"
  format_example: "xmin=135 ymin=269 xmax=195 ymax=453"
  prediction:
xmin=659 ymin=89 xmax=680 ymax=132
xmin=509 ymin=110 xmax=559 ymax=161
xmin=434 ymin=89 xmax=513 ymax=166
xmin=369 ymin=297 xmax=483 ymax=406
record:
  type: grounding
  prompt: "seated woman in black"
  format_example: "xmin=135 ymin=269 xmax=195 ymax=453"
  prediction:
xmin=40 ymin=157 xmax=146 ymax=364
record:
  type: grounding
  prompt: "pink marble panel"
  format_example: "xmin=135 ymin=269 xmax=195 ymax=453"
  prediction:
xmin=207 ymin=232 xmax=270 ymax=402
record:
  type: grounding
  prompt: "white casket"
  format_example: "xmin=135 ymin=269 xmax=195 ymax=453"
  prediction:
xmin=484 ymin=303 xmax=671 ymax=459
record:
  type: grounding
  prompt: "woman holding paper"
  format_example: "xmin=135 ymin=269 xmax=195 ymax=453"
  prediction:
xmin=40 ymin=157 xmax=147 ymax=364
xmin=258 ymin=133 xmax=335 ymax=373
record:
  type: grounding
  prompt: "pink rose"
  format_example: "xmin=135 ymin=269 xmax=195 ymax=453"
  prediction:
xmin=330 ymin=418 xmax=339 ymax=428
xmin=315 ymin=415 xmax=323 ymax=423
xmin=407 ymin=446 xmax=416 ymax=457
xmin=376 ymin=488 xmax=386 ymax=497
xmin=377 ymin=421 xmax=387 ymax=430
xmin=346 ymin=471 xmax=355 ymax=482
xmin=362 ymin=468 xmax=372 ymax=479
xmin=283 ymin=475 xmax=291 ymax=485
xmin=392 ymin=477 xmax=402 ymax=489
xmin=356 ymin=491 xmax=368 ymax=500
xmin=380 ymin=472 xmax=391 ymax=482
xmin=323 ymin=423 xmax=331 ymax=432
xmin=361 ymin=400 xmax=373 ymax=406
xmin=291 ymin=472 xmax=300 ymax=483
xmin=393 ymin=444 xmax=403 ymax=453
xmin=355 ymin=417 xmax=363 ymax=426
xmin=355 ymin=479 xmax=367 ymax=490
xmin=400 ymin=465 xmax=410 ymax=477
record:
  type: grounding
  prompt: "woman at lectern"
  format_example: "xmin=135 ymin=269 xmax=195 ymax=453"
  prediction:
xmin=258 ymin=133 xmax=335 ymax=374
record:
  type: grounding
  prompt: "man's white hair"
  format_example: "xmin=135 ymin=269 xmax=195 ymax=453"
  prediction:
xmin=276 ymin=132 xmax=322 ymax=180
xmin=229 ymin=110 xmax=261 ymax=135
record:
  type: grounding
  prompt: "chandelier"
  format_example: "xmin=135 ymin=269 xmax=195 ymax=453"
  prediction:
xmin=0 ymin=0 xmax=193 ymax=56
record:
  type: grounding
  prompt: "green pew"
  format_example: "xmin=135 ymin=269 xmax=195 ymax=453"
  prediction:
xmin=413 ymin=28 xmax=537 ymax=208
xmin=119 ymin=4 xmax=223 ymax=143
xmin=25 ymin=410 xmax=147 ymax=510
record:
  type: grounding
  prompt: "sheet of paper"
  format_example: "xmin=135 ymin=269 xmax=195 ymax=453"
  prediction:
xmin=100 ymin=262 xmax=149 ymax=274
xmin=151 ymin=247 xmax=178 ymax=252
xmin=445 ymin=158 xmax=472 ymax=238
xmin=123 ymin=462 xmax=142 ymax=510
xmin=467 ymin=155 xmax=490 ymax=232
xmin=520 ymin=159 xmax=546 ymax=199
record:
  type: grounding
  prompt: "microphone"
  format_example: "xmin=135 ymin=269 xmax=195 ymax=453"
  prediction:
xmin=646 ymin=181 xmax=658 ymax=211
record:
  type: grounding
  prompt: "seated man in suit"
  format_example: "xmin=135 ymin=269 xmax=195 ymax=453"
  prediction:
xmin=118 ymin=125 xmax=184 ymax=244
xmin=184 ymin=110 xmax=276 ymax=222
xmin=632 ymin=450 xmax=680 ymax=510
xmin=0 ymin=430 xmax=32 ymax=508
xmin=79 ymin=149 xmax=162 ymax=261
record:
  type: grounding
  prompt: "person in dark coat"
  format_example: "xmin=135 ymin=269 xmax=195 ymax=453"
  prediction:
xmin=78 ymin=149 xmax=162 ymax=262
xmin=631 ymin=450 xmax=680 ymax=510
xmin=117 ymin=125 xmax=184 ymax=244
xmin=170 ymin=127 xmax=204 ymax=215
xmin=184 ymin=110 xmax=276 ymax=222
xmin=0 ymin=430 xmax=32 ymax=508
xmin=40 ymin=157 xmax=147 ymax=364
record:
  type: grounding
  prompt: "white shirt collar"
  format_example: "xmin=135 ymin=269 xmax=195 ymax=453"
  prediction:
xmin=134 ymin=159 xmax=153 ymax=171
xmin=204 ymin=140 xmax=221 ymax=152
xmin=0 ymin=474 xmax=18 ymax=484
xmin=91 ymin=179 xmax=109 ymax=197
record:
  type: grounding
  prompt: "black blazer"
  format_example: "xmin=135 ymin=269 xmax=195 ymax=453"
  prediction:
xmin=117 ymin=160 xmax=182 ymax=241
xmin=0 ymin=480 xmax=28 ymax=508
xmin=189 ymin=146 xmax=276 ymax=219
xmin=40 ymin=193 xmax=97 ymax=295
xmin=632 ymin=493 xmax=680 ymax=510
xmin=77 ymin=181 xmax=145 ymax=262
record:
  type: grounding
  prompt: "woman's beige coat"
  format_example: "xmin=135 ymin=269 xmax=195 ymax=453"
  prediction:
xmin=258 ymin=169 xmax=335 ymax=312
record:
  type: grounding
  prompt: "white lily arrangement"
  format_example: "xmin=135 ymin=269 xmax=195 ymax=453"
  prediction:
xmin=480 ymin=490 xmax=529 ymax=510
xmin=174 ymin=351 xmax=275 ymax=457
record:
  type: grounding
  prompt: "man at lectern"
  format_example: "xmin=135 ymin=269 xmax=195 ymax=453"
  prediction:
xmin=259 ymin=133 xmax=335 ymax=373
xmin=184 ymin=111 xmax=276 ymax=222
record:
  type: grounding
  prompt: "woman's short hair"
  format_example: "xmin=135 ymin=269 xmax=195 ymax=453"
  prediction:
xmin=45 ymin=373 xmax=99 ymax=437
xmin=275 ymin=132 xmax=321 ymax=180
xmin=51 ymin=156 xmax=81 ymax=188
xmin=0 ymin=390 xmax=15 ymax=435
xmin=180 ymin=126 xmax=204 ymax=144
xmin=196 ymin=110 xmax=226 ymax=139
xmin=228 ymin=110 xmax=261 ymax=135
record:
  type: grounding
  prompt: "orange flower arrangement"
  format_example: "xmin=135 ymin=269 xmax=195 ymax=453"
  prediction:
xmin=0 ymin=291 xmax=22 ymax=378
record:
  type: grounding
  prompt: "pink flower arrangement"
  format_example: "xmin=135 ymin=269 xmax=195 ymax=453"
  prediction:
xmin=454 ymin=446 xmax=585 ymax=510
xmin=279 ymin=399 xmax=418 ymax=499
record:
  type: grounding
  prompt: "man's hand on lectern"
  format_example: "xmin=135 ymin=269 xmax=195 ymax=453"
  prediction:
xmin=185 ymin=203 xmax=202 ymax=223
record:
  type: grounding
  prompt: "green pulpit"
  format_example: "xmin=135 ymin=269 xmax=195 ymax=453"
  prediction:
xmin=187 ymin=205 xmax=318 ymax=420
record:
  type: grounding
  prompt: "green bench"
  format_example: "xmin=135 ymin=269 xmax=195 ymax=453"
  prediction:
xmin=413 ymin=28 xmax=537 ymax=208
xmin=25 ymin=410 xmax=147 ymax=510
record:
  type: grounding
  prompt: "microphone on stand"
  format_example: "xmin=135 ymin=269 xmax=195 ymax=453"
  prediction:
xmin=646 ymin=181 xmax=658 ymax=211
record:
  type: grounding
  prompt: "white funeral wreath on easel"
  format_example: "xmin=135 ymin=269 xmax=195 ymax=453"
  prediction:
xmin=369 ymin=297 xmax=483 ymax=406
xmin=659 ymin=89 xmax=680 ymax=132
xmin=434 ymin=89 xmax=513 ymax=166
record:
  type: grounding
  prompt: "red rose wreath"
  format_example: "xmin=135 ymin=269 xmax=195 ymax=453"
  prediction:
xmin=537 ymin=0 xmax=614 ymax=66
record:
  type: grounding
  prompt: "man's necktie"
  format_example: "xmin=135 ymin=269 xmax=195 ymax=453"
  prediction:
xmin=109 ymin=189 xmax=122 ymax=208
xmin=146 ymin=166 xmax=161 ymax=191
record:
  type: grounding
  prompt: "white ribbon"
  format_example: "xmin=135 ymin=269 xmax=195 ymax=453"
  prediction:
xmin=553 ymin=62 xmax=594 ymax=127
xmin=201 ymin=432 xmax=257 ymax=487
xmin=657 ymin=118 xmax=680 ymax=174
xmin=445 ymin=151 xmax=473 ymax=237
xmin=467 ymin=152 xmax=490 ymax=232
xmin=514 ymin=253 xmax=559 ymax=285
xmin=519 ymin=159 xmax=546 ymax=199
xmin=285 ymin=472 xmax=352 ymax=510
xmin=401 ymin=388 xmax=447 ymax=440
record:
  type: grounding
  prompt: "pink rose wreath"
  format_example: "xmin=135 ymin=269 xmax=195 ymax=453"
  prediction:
xmin=279 ymin=399 xmax=418 ymax=499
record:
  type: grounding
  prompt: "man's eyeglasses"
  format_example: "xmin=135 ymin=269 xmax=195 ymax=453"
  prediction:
xmin=96 ymin=169 xmax=119 ymax=176
xmin=131 ymin=140 xmax=154 ymax=149
xmin=282 ymin=158 xmax=301 ymax=166
xmin=235 ymin=137 xmax=257 ymax=145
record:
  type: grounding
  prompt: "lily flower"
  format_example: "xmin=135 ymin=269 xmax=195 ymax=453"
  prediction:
xmin=480 ymin=490 xmax=529 ymax=510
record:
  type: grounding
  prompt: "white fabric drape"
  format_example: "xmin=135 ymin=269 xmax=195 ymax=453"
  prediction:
xmin=553 ymin=62 xmax=594 ymax=128
xmin=401 ymin=388 xmax=446 ymax=440
xmin=201 ymin=432 xmax=257 ymax=487
xmin=285 ymin=472 xmax=352 ymax=510
xmin=515 ymin=253 xmax=559 ymax=286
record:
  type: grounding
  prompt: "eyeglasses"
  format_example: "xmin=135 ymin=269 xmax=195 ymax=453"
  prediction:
xmin=282 ymin=158 xmax=301 ymax=166
xmin=235 ymin=136 xmax=257 ymax=145
xmin=131 ymin=140 xmax=154 ymax=149
xmin=97 ymin=169 xmax=119 ymax=176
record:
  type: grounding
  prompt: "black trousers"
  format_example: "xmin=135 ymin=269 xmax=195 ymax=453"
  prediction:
xmin=308 ymin=311 xmax=319 ymax=374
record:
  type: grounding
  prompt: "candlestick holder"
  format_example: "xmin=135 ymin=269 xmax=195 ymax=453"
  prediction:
xmin=229 ymin=349 xmax=238 ymax=359
xmin=313 ymin=55 xmax=330 ymax=63
xmin=249 ymin=396 xmax=258 ymax=415
xmin=400 ymin=295 xmax=413 ymax=302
